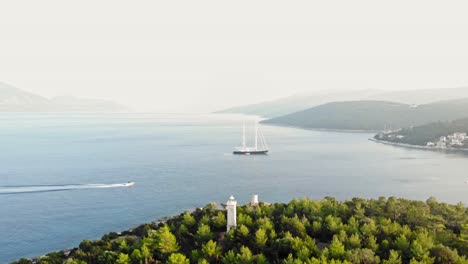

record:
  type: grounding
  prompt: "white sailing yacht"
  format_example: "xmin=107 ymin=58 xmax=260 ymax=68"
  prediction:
xmin=233 ymin=122 xmax=269 ymax=155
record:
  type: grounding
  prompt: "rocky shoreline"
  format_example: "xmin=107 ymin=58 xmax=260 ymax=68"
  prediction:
xmin=24 ymin=208 xmax=199 ymax=264
xmin=262 ymin=122 xmax=378 ymax=133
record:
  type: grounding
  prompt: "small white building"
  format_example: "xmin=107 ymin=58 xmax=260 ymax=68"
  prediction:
xmin=436 ymin=141 xmax=447 ymax=148
xmin=226 ymin=195 xmax=237 ymax=233
xmin=453 ymin=132 xmax=466 ymax=141
xmin=251 ymin=194 xmax=259 ymax=206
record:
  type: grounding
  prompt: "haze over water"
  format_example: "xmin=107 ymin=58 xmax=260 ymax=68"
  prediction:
xmin=0 ymin=113 xmax=467 ymax=262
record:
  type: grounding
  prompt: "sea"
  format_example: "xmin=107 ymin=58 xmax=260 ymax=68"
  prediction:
xmin=0 ymin=113 xmax=467 ymax=262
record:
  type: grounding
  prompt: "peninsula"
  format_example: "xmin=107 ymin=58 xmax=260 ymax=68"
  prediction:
xmin=12 ymin=196 xmax=468 ymax=264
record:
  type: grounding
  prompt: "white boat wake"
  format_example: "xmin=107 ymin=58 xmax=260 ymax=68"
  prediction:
xmin=0 ymin=182 xmax=135 ymax=195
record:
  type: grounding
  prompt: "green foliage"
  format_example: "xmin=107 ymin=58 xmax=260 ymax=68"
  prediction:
xmin=115 ymin=253 xmax=130 ymax=264
xmin=221 ymin=250 xmax=237 ymax=264
xmin=255 ymin=228 xmax=268 ymax=248
xmin=325 ymin=215 xmax=343 ymax=234
xmin=238 ymin=224 xmax=250 ymax=239
xmin=365 ymin=235 xmax=379 ymax=252
xmin=430 ymin=245 xmax=465 ymax=264
xmin=328 ymin=236 xmax=346 ymax=260
xmin=238 ymin=246 xmax=254 ymax=263
xmin=196 ymin=224 xmax=214 ymax=244
xmin=182 ymin=212 xmax=196 ymax=227
xmin=64 ymin=259 xmax=87 ymax=264
xmin=201 ymin=240 xmax=222 ymax=261
xmin=212 ymin=211 xmax=227 ymax=230
xmin=345 ymin=248 xmax=380 ymax=264
xmin=282 ymin=215 xmax=307 ymax=238
xmin=149 ymin=224 xmax=180 ymax=255
xmin=140 ymin=244 xmax=151 ymax=263
xmin=17 ymin=197 xmax=468 ymax=264
xmin=118 ymin=240 xmax=129 ymax=253
xmin=346 ymin=216 xmax=359 ymax=235
xmin=97 ymin=251 xmax=118 ymax=264
xmin=383 ymin=250 xmax=402 ymax=264
xmin=167 ymin=253 xmax=189 ymax=264
xmin=238 ymin=213 xmax=254 ymax=227
xmin=199 ymin=215 xmax=210 ymax=225
xmin=11 ymin=259 xmax=34 ymax=264
xmin=346 ymin=233 xmax=361 ymax=249
xmin=130 ymin=249 xmax=142 ymax=264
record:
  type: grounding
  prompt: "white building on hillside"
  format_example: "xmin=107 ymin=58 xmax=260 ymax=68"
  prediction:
xmin=251 ymin=194 xmax=259 ymax=206
xmin=453 ymin=132 xmax=466 ymax=140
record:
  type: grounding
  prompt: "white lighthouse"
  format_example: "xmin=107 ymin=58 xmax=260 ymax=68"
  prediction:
xmin=226 ymin=195 xmax=237 ymax=233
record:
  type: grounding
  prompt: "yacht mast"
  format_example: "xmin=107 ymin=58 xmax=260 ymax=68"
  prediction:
xmin=242 ymin=122 xmax=246 ymax=149
xmin=255 ymin=122 xmax=258 ymax=150
xmin=233 ymin=120 xmax=269 ymax=154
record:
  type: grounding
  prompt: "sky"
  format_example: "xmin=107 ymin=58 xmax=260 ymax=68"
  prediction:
xmin=1 ymin=1 xmax=468 ymax=112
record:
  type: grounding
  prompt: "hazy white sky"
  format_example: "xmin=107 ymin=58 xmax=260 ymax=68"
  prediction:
xmin=1 ymin=1 xmax=468 ymax=112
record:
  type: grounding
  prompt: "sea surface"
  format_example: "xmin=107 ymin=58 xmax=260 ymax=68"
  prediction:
xmin=0 ymin=113 xmax=467 ymax=262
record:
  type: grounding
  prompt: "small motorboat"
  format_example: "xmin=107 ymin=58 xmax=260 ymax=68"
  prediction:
xmin=123 ymin=182 xmax=135 ymax=187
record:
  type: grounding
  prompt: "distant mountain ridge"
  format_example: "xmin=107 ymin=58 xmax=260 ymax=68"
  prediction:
xmin=216 ymin=89 xmax=380 ymax=118
xmin=262 ymin=98 xmax=468 ymax=131
xmin=0 ymin=82 xmax=53 ymax=111
xmin=369 ymin=87 xmax=468 ymax=106
xmin=0 ymin=82 xmax=128 ymax=112
xmin=218 ymin=86 xmax=468 ymax=118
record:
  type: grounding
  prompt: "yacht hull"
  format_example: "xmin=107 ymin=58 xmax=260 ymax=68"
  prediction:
xmin=233 ymin=150 xmax=269 ymax=155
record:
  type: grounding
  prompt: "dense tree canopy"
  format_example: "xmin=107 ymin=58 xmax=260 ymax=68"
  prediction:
xmin=13 ymin=197 xmax=468 ymax=264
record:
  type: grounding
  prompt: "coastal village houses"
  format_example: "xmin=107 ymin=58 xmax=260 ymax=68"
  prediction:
xmin=427 ymin=132 xmax=467 ymax=148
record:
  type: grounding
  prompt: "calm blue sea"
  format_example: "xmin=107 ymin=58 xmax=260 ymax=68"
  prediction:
xmin=0 ymin=113 xmax=467 ymax=262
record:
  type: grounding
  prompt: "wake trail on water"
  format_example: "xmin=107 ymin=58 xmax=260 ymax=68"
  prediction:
xmin=0 ymin=183 xmax=134 ymax=195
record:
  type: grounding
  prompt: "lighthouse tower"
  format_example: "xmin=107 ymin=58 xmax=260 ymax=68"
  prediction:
xmin=226 ymin=195 xmax=237 ymax=233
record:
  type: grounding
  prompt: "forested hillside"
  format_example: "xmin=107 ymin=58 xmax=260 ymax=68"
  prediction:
xmin=13 ymin=197 xmax=468 ymax=264
xmin=263 ymin=99 xmax=468 ymax=131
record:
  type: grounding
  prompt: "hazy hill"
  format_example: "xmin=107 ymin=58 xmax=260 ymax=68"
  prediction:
xmin=50 ymin=96 xmax=128 ymax=112
xmin=262 ymin=98 xmax=468 ymax=131
xmin=370 ymin=86 xmax=468 ymax=105
xmin=0 ymin=82 xmax=128 ymax=112
xmin=0 ymin=82 xmax=54 ymax=111
xmin=218 ymin=87 xmax=468 ymax=118
xmin=217 ymin=89 xmax=380 ymax=118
